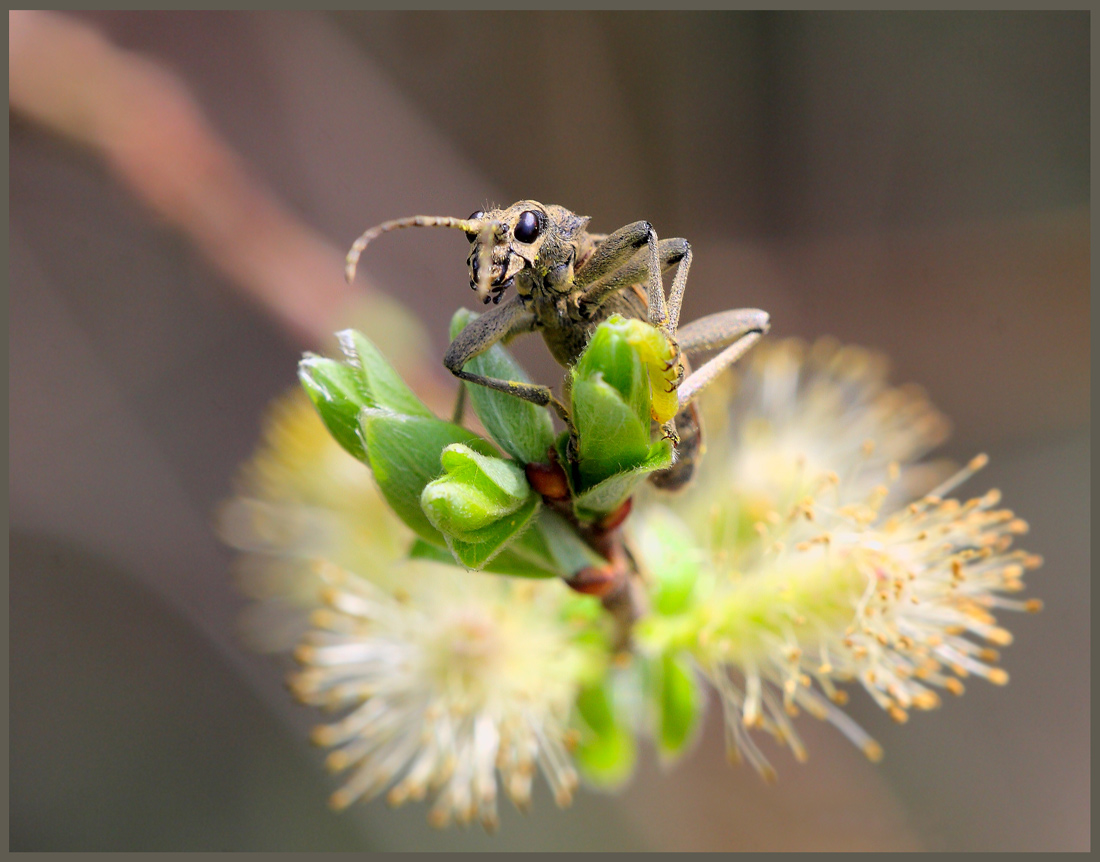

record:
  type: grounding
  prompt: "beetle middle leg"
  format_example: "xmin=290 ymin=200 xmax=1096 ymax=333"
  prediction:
xmin=444 ymin=294 xmax=575 ymax=431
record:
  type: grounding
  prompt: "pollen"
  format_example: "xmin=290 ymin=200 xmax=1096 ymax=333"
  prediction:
xmin=634 ymin=337 xmax=1041 ymax=779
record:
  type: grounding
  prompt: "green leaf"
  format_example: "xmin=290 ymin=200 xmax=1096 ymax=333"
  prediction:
xmin=570 ymin=316 xmax=672 ymax=492
xmin=574 ymin=681 xmax=637 ymax=788
xmin=535 ymin=509 xmax=608 ymax=575
xmin=572 ymin=439 xmax=674 ymax=521
xmin=606 ymin=315 xmax=681 ymax=424
xmin=571 ymin=376 xmax=652 ymax=488
xmin=335 ymin=329 xmax=433 ymax=418
xmin=299 ymin=329 xmax=433 ymax=463
xmin=298 ymin=355 xmax=372 ymax=462
xmin=407 ymin=538 xmax=456 ymax=565
xmin=652 ymin=652 xmax=703 ymax=761
xmin=484 ymin=529 xmax=561 ymax=578
xmin=449 ymin=309 xmax=556 ymax=464
xmin=573 ymin=317 xmax=651 ymax=425
xmin=407 ymin=535 xmax=561 ymax=580
xmin=359 ymin=409 xmax=495 ymax=545
xmin=574 ymin=319 xmax=644 ymax=399
xmin=575 ymin=314 xmax=681 ymax=422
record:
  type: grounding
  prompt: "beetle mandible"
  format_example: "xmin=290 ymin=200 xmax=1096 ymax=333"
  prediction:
xmin=345 ymin=200 xmax=769 ymax=490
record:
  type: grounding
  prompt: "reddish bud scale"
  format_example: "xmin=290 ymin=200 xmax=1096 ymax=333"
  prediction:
xmin=565 ymin=565 xmax=621 ymax=598
xmin=597 ymin=497 xmax=634 ymax=532
xmin=525 ymin=460 xmax=571 ymax=501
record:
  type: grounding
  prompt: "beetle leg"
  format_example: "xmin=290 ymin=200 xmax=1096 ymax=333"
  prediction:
xmin=572 ymin=221 xmax=653 ymax=288
xmin=576 ymin=237 xmax=689 ymax=320
xmin=576 ymin=233 xmax=693 ymax=444
xmin=451 ymin=379 xmax=468 ymax=424
xmin=674 ymin=308 xmax=770 ymax=409
xmin=572 ymin=221 xmax=681 ymax=334
xmin=664 ymin=241 xmax=693 ymax=334
xmin=444 ymin=295 xmax=574 ymax=429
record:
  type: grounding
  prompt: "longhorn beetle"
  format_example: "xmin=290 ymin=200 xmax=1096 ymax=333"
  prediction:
xmin=345 ymin=201 xmax=769 ymax=491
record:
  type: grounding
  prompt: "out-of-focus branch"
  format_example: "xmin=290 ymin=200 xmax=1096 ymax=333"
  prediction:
xmin=9 ymin=10 xmax=423 ymax=361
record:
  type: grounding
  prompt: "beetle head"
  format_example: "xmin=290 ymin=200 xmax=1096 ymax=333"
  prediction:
xmin=344 ymin=201 xmax=589 ymax=306
xmin=464 ymin=201 xmax=591 ymax=304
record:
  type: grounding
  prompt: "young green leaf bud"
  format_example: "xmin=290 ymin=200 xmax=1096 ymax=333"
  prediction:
xmin=421 ymin=444 xmax=534 ymax=539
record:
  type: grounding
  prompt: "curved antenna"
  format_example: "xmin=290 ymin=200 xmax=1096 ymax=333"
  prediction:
xmin=344 ymin=215 xmax=502 ymax=299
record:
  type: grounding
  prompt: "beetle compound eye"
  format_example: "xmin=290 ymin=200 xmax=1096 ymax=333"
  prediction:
xmin=514 ymin=210 xmax=542 ymax=243
xmin=465 ymin=210 xmax=485 ymax=242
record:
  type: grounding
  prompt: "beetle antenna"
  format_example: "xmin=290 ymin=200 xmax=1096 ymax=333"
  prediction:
xmin=473 ymin=221 xmax=497 ymax=303
xmin=345 ymin=215 xmax=501 ymax=284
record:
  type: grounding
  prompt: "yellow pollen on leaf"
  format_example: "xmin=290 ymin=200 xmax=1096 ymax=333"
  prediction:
xmin=615 ymin=316 xmax=681 ymax=423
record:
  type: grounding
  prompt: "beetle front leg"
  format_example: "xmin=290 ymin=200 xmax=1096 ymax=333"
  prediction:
xmin=573 ymin=221 xmax=654 ymax=288
xmin=573 ymin=221 xmax=676 ymax=334
xmin=444 ymin=296 xmax=574 ymax=430
xmin=675 ymin=308 xmax=770 ymax=409
xmin=576 ymin=238 xmax=690 ymax=320
xmin=449 ymin=367 xmax=574 ymax=430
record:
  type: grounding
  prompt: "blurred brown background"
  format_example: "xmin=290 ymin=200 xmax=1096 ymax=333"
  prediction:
xmin=9 ymin=11 xmax=1088 ymax=851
